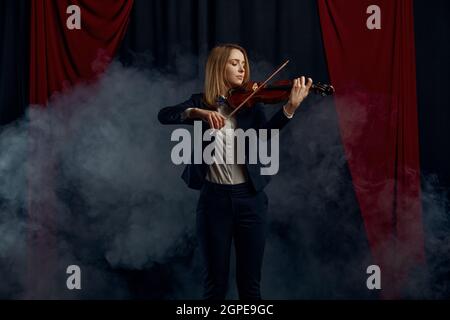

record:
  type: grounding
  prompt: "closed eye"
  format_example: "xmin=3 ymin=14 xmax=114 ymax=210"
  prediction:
xmin=230 ymin=59 xmax=245 ymax=67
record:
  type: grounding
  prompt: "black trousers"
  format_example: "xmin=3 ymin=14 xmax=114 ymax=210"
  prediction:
xmin=196 ymin=180 xmax=268 ymax=300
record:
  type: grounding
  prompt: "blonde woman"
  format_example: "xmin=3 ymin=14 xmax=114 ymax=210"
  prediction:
xmin=158 ymin=44 xmax=312 ymax=300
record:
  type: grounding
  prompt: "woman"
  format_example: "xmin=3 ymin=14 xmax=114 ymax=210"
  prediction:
xmin=158 ymin=44 xmax=312 ymax=300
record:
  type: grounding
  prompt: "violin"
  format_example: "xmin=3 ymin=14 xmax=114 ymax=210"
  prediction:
xmin=227 ymin=79 xmax=334 ymax=110
xmin=224 ymin=60 xmax=334 ymax=118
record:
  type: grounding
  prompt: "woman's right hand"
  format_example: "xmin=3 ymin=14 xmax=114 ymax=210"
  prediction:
xmin=190 ymin=108 xmax=226 ymax=129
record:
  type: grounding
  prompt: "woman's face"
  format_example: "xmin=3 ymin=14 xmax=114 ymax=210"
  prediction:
xmin=225 ymin=49 xmax=246 ymax=89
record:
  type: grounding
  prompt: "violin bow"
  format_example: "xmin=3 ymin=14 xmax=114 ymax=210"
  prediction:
xmin=227 ymin=60 xmax=290 ymax=119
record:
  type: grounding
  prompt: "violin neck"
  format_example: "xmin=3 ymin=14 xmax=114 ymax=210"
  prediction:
xmin=265 ymin=83 xmax=318 ymax=90
xmin=262 ymin=80 xmax=334 ymax=96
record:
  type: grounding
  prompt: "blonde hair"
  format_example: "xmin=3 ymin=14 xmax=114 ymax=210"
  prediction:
xmin=204 ymin=44 xmax=250 ymax=107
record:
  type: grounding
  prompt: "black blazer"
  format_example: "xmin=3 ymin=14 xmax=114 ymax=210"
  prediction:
xmin=158 ymin=93 xmax=292 ymax=192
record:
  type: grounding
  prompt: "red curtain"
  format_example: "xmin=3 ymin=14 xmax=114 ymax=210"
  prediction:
xmin=317 ymin=0 xmax=425 ymax=297
xmin=27 ymin=0 xmax=133 ymax=298
xmin=30 ymin=0 xmax=133 ymax=105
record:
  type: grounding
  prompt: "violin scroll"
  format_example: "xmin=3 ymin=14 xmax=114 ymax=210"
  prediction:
xmin=311 ymin=82 xmax=335 ymax=96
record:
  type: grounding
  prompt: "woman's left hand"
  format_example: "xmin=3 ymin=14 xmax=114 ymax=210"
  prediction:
xmin=284 ymin=76 xmax=313 ymax=115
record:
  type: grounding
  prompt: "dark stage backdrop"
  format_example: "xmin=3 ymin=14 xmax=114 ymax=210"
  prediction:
xmin=0 ymin=0 xmax=29 ymax=125
xmin=414 ymin=1 xmax=450 ymax=190
xmin=0 ymin=0 xmax=449 ymax=299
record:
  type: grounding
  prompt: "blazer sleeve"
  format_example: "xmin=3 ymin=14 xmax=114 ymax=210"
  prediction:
xmin=158 ymin=94 xmax=202 ymax=125
xmin=254 ymin=103 xmax=292 ymax=131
